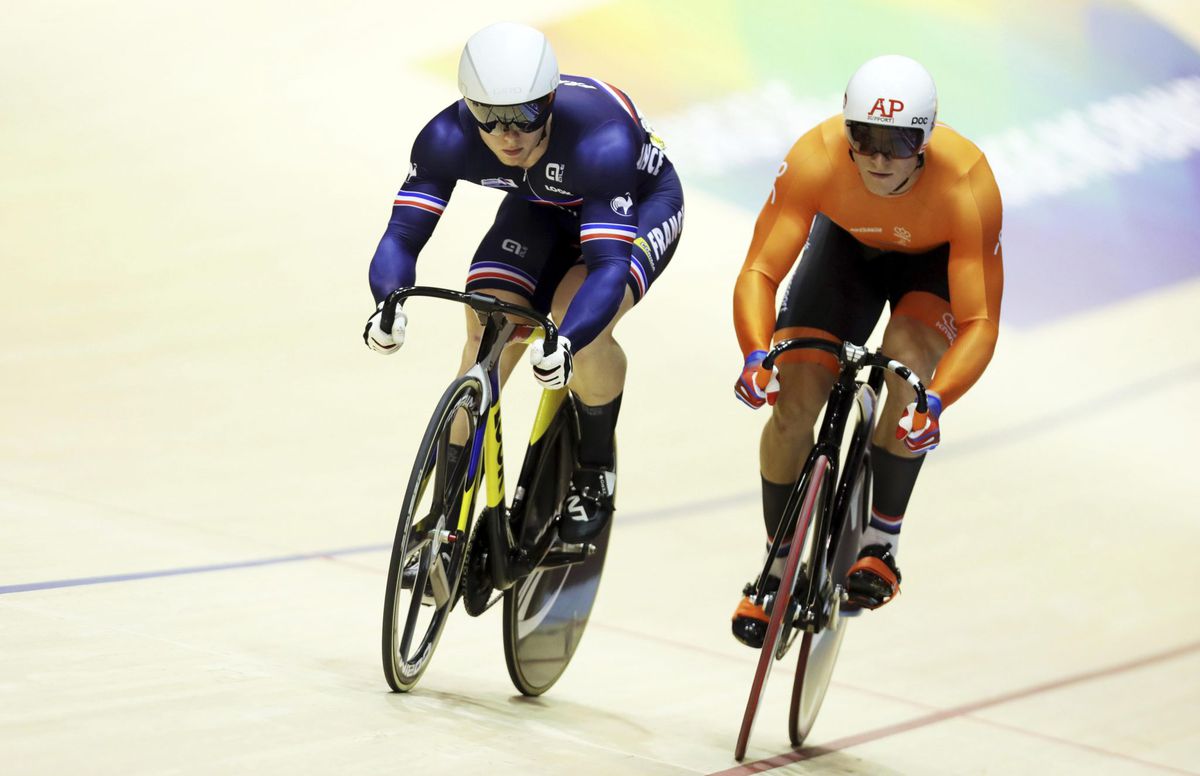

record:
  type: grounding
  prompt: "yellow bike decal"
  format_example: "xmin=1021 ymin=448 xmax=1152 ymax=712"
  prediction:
xmin=458 ymin=419 xmax=488 ymax=531
xmin=457 ymin=478 xmax=476 ymax=532
xmin=528 ymin=388 xmax=568 ymax=445
xmin=485 ymin=403 xmax=506 ymax=508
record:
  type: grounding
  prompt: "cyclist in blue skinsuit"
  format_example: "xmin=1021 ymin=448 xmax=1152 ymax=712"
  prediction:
xmin=364 ymin=22 xmax=685 ymax=542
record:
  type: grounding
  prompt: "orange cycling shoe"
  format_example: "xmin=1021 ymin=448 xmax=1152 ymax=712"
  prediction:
xmin=731 ymin=578 xmax=777 ymax=648
xmin=846 ymin=544 xmax=901 ymax=609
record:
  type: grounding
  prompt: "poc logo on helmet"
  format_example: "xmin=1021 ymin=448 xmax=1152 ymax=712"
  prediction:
xmin=911 ymin=116 xmax=930 ymax=125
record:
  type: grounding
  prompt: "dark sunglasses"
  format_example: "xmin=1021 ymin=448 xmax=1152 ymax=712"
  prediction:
xmin=466 ymin=93 xmax=554 ymax=134
xmin=845 ymin=121 xmax=924 ymax=159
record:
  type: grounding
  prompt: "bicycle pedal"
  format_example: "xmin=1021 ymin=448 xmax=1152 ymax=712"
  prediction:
xmin=743 ymin=575 xmax=780 ymax=607
xmin=540 ymin=542 xmax=593 ymax=568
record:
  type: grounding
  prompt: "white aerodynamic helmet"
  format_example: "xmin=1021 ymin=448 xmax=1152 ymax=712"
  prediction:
xmin=458 ymin=22 xmax=559 ymax=132
xmin=843 ymin=54 xmax=938 ymax=158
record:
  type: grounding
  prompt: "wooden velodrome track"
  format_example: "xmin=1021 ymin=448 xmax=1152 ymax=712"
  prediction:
xmin=4 ymin=1 xmax=1198 ymax=773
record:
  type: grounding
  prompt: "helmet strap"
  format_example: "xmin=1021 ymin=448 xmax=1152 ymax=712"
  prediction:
xmin=887 ymin=152 xmax=924 ymax=195
xmin=847 ymin=149 xmax=925 ymax=196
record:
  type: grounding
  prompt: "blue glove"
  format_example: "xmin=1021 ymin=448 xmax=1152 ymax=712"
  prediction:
xmin=896 ymin=391 xmax=943 ymax=454
xmin=734 ymin=350 xmax=778 ymax=410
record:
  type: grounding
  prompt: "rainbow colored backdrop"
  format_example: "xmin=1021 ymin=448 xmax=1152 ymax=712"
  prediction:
xmin=426 ymin=1 xmax=1200 ymax=326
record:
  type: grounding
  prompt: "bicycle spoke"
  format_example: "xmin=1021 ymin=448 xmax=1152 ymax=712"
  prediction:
xmin=402 ymin=536 xmax=428 ymax=568
xmin=399 ymin=549 xmax=430 ymax=660
xmin=409 ymin=513 xmax=438 ymax=542
xmin=438 ymin=454 xmax=471 ymax=517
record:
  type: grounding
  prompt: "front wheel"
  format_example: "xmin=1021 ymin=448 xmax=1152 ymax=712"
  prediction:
xmin=734 ymin=454 xmax=832 ymax=761
xmin=381 ymin=375 xmax=482 ymax=692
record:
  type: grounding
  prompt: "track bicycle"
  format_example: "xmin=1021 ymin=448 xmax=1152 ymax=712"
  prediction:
xmin=734 ymin=338 xmax=928 ymax=760
xmin=379 ymin=286 xmax=612 ymax=696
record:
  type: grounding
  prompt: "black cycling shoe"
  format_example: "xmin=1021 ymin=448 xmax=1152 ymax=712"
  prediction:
xmin=846 ymin=543 xmax=902 ymax=609
xmin=731 ymin=577 xmax=779 ymax=649
xmin=557 ymin=466 xmax=615 ymax=543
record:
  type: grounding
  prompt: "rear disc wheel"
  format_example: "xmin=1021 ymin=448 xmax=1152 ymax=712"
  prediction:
xmin=503 ymin=452 xmax=615 ymax=697
xmin=788 ymin=455 xmax=864 ymax=744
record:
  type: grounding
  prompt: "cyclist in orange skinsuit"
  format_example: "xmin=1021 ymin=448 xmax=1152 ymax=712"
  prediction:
xmin=730 ymin=55 xmax=1003 ymax=648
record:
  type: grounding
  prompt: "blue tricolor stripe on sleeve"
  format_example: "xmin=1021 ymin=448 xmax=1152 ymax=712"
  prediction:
xmin=580 ymin=222 xmax=637 ymax=246
xmin=588 ymin=78 xmax=641 ymax=125
xmin=629 ymin=255 xmax=649 ymax=298
xmin=393 ymin=191 xmax=447 ymax=215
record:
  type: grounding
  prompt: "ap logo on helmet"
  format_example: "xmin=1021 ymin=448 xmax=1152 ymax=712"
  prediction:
xmin=868 ymin=98 xmax=905 ymax=121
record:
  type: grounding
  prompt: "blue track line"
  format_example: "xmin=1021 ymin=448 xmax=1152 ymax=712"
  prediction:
xmin=5 ymin=359 xmax=1198 ymax=597
xmin=0 ymin=543 xmax=388 ymax=595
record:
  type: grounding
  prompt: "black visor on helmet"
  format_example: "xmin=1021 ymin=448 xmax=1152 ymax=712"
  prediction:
xmin=845 ymin=121 xmax=925 ymax=159
xmin=466 ymin=93 xmax=554 ymax=134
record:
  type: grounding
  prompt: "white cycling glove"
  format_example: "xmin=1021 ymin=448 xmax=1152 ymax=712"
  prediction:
xmin=529 ymin=335 xmax=573 ymax=389
xmin=363 ymin=302 xmax=407 ymax=355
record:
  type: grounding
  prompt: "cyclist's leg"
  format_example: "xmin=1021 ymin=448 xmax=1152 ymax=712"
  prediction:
xmin=849 ymin=245 xmax=953 ymax=608
xmin=873 ymin=297 xmax=951 ymax=457
xmin=455 ymin=290 xmax=530 ymax=385
xmin=761 ymin=360 xmax=834 ymax=506
xmin=560 ymin=167 xmax=684 ymax=407
xmin=551 ymin=170 xmax=684 ymax=541
xmin=550 ymin=268 xmax=630 ymax=542
xmin=450 ymin=194 xmax=558 ymax=445
xmin=551 ymin=267 xmax=633 ymax=409
xmin=733 ymin=215 xmax=884 ymax=646
xmin=761 ymin=214 xmax=884 ymax=538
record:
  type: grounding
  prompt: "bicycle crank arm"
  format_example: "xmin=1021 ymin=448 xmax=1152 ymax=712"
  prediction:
xmin=538 ymin=542 xmax=596 ymax=570
xmin=425 ymin=529 xmax=459 ymax=609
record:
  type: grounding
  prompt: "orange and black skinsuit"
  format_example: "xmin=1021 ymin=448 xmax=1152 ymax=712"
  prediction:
xmin=732 ymin=115 xmax=1003 ymax=618
xmin=734 ymin=115 xmax=1003 ymax=403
